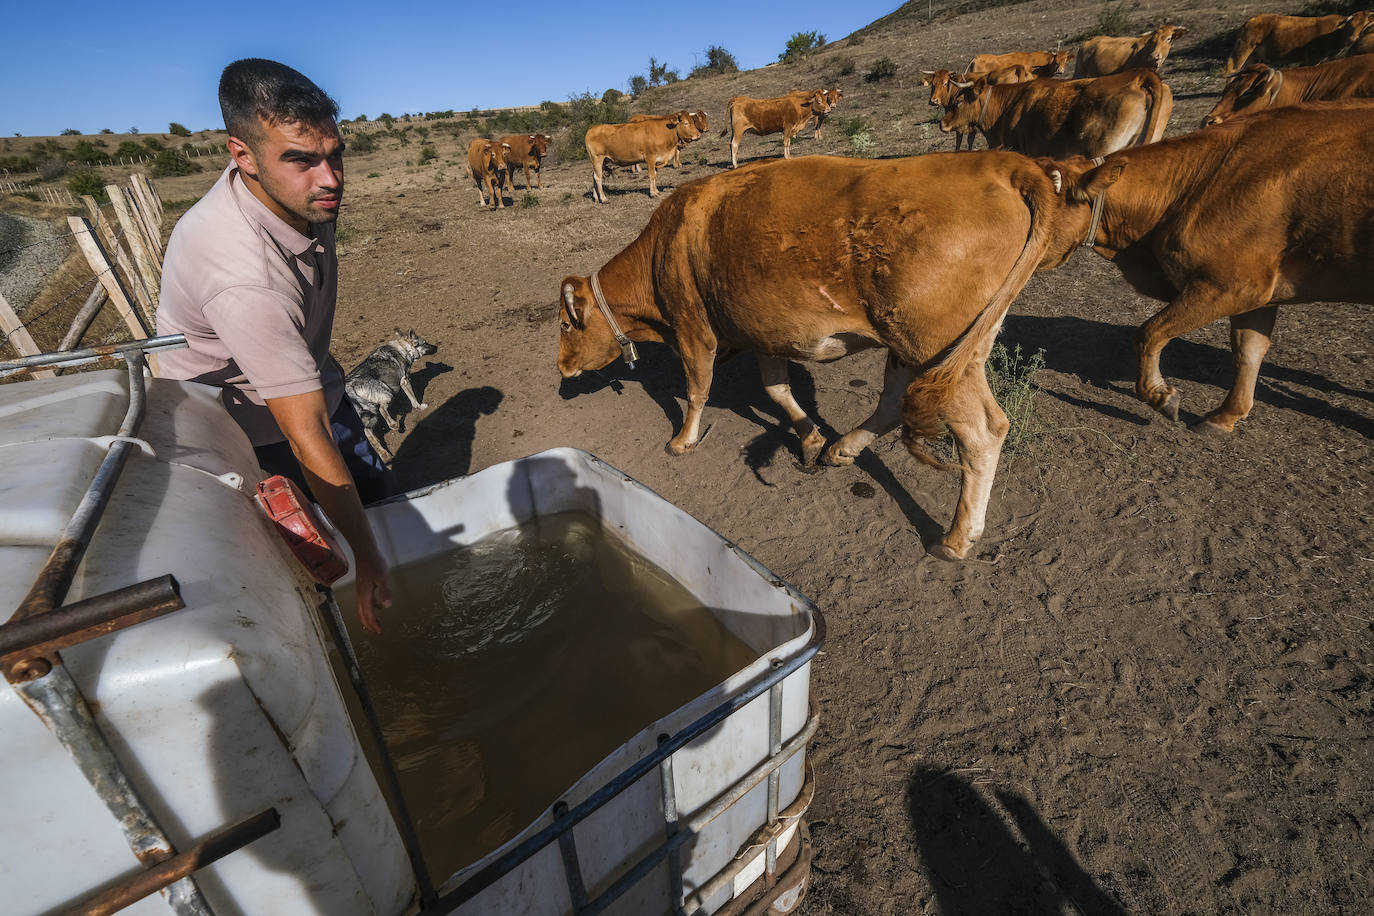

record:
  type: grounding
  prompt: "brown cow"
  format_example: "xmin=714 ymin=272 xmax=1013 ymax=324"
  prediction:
xmin=626 ymin=110 xmax=707 ymax=168
xmin=726 ymin=90 xmax=832 ymax=167
xmin=466 ymin=137 xmax=510 ymax=210
xmin=1225 ymin=12 xmax=1374 ymax=75
xmin=585 ymin=113 xmax=701 ymax=203
xmin=966 ymin=49 xmax=1073 ymax=78
xmin=923 ymin=66 xmax=1035 ymax=150
xmin=810 ymin=88 xmax=844 ymax=139
xmin=1202 ymin=55 xmax=1374 ymax=126
xmin=555 ymin=152 xmax=1065 ymax=559
xmin=499 ymin=133 xmax=550 ymax=190
xmin=1037 ymin=101 xmax=1374 ymax=433
xmin=1073 ymin=25 xmax=1187 ymax=78
xmin=941 ymin=70 xmax=1172 ymax=159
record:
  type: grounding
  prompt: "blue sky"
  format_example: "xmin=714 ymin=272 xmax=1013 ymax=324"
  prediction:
xmin=0 ymin=1 xmax=900 ymax=137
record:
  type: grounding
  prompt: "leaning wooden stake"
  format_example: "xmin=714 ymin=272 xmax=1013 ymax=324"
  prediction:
xmin=106 ymin=186 xmax=160 ymax=306
xmin=68 ymin=216 xmax=150 ymax=342
xmin=81 ymin=195 xmax=118 ymax=252
xmin=127 ymin=177 xmax=163 ymax=259
xmin=58 ymin=284 xmax=108 ymax=352
xmin=0 ymin=290 xmax=57 ymax=378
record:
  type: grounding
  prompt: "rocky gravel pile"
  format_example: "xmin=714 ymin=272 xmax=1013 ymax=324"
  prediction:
xmin=0 ymin=210 xmax=72 ymax=310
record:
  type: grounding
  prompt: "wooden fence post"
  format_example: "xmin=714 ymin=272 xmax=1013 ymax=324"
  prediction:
xmin=81 ymin=195 xmax=118 ymax=251
xmin=80 ymin=194 xmax=153 ymax=319
xmin=128 ymin=177 xmax=163 ymax=258
xmin=132 ymin=173 xmax=163 ymax=226
xmin=106 ymin=185 xmax=160 ymax=306
xmin=0 ymin=290 xmax=58 ymax=377
xmin=68 ymin=216 xmax=150 ymax=342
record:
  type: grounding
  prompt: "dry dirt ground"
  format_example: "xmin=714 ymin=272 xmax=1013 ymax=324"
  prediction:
xmin=11 ymin=0 xmax=1374 ymax=912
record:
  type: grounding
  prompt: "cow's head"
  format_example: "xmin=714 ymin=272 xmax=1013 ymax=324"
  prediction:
xmin=1339 ymin=11 xmax=1374 ymax=46
xmin=689 ymin=110 xmax=709 ymax=132
xmin=1141 ymin=25 xmax=1186 ymax=67
xmin=1201 ymin=64 xmax=1280 ymax=127
xmin=922 ymin=69 xmax=959 ymax=107
xmin=530 ymin=134 xmax=551 ymax=157
xmin=825 ymin=88 xmax=843 ymax=107
xmin=668 ymin=111 xmax=703 ymax=142
xmin=803 ymin=89 xmax=833 ymax=114
xmin=557 ymin=274 xmax=621 ymax=377
xmin=939 ymin=77 xmax=989 ymax=134
xmin=1036 ymin=155 xmax=1129 ymax=264
xmin=1050 ymin=48 xmax=1075 ymax=74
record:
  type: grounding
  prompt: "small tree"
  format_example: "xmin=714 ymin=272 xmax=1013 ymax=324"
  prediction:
xmin=864 ymin=57 xmax=898 ymax=82
xmin=629 ymin=74 xmax=648 ymax=96
xmin=693 ymin=45 xmax=739 ymax=77
xmin=602 ymin=88 xmax=625 ymax=104
xmin=151 ymin=149 xmax=202 ymax=178
xmin=379 ymin=113 xmax=394 ymax=127
xmin=68 ymin=170 xmax=107 ymax=201
xmin=780 ymin=31 xmax=827 ymax=63
xmin=60 ymin=128 xmax=81 ymax=136
xmin=142 ymin=136 xmax=165 ymax=150
xmin=169 ymin=122 xmax=192 ymax=136
xmin=99 ymin=128 xmax=113 ymax=134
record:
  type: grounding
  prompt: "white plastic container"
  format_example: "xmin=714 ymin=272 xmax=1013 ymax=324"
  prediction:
xmin=343 ymin=448 xmax=822 ymax=915
xmin=0 ymin=368 xmax=821 ymax=916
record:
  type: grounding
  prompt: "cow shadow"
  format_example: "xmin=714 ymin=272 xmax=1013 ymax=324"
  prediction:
xmin=390 ymin=385 xmax=504 ymax=489
xmin=1169 ymin=31 xmax=1235 ymax=70
xmin=907 ymin=765 xmax=1126 ymax=916
xmin=1001 ymin=314 xmax=1374 ymax=437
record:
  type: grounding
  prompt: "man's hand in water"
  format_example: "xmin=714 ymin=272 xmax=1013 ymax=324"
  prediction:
xmin=356 ymin=553 xmax=392 ymax=634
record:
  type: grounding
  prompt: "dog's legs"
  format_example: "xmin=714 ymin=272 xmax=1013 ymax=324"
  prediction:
xmin=381 ymin=405 xmax=400 ymax=431
xmin=400 ymin=376 xmax=427 ymax=410
xmin=365 ymin=428 xmax=393 ymax=462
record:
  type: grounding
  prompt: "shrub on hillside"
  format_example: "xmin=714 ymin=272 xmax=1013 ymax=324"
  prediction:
xmin=780 ymin=31 xmax=827 ymax=63
xmin=865 ymin=57 xmax=898 ymax=82
xmin=115 ymin=141 xmax=146 ymax=159
xmin=72 ymin=140 xmax=107 ymax=164
xmin=38 ymin=158 xmax=67 ymax=180
xmin=169 ymin=122 xmax=192 ymax=136
xmin=692 ymin=45 xmax=739 ymax=78
xmin=418 ymin=145 xmax=438 ymax=164
xmin=629 ymin=74 xmax=649 ymax=96
xmin=346 ymin=132 xmax=378 ymax=155
xmin=150 ymin=149 xmax=201 ymax=178
xmin=61 ymin=128 xmax=81 ymax=136
xmin=1073 ymin=0 xmax=1140 ymax=40
xmin=68 ymin=170 xmax=107 ymax=202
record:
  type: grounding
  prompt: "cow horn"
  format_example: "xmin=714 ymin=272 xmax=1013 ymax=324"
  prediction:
xmin=563 ymin=282 xmax=580 ymax=323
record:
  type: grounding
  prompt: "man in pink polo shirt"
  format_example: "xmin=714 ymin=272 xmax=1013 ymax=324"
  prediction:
xmin=157 ymin=59 xmax=392 ymax=633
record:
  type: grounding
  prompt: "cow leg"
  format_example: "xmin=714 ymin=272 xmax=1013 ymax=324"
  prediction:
xmin=494 ymin=174 xmax=505 ymax=209
xmin=757 ymin=355 xmax=827 ymax=465
xmin=823 ymin=352 xmax=917 ymax=465
xmin=731 ymin=128 xmax=743 ymax=168
xmin=783 ymin=128 xmax=794 ymax=159
xmin=647 ymin=159 xmax=660 ymax=198
xmin=1195 ymin=305 xmax=1279 ymax=435
xmin=668 ymin=339 xmax=717 ymax=455
xmin=474 ymin=181 xmax=488 ymax=208
xmin=591 ymin=155 xmax=607 ymax=204
xmin=1137 ymin=281 xmax=1268 ymax=422
xmin=536 ymin=165 xmax=542 ymax=189
xmin=930 ymin=366 xmax=1009 ymax=560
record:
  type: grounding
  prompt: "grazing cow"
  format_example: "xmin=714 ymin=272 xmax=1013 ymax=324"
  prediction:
xmin=941 ymin=69 xmax=1172 ymax=159
xmin=499 ymin=133 xmax=551 ymax=190
xmin=725 ymin=90 xmax=833 ymax=167
xmin=966 ymin=49 xmax=1073 ymax=78
xmin=1038 ymin=101 xmax=1374 ymax=433
xmin=1202 ymin=55 xmax=1374 ymax=126
xmin=585 ymin=113 xmax=702 ymax=203
xmin=466 ymin=137 xmax=510 ymax=210
xmin=1225 ymin=12 xmax=1374 ymax=74
xmin=556 ymin=152 xmax=1066 ymax=559
xmin=923 ymin=66 xmax=1035 ymax=150
xmin=810 ymin=88 xmax=844 ymax=139
xmin=626 ymin=111 xmax=708 ymax=167
xmin=1073 ymin=25 xmax=1188 ymax=77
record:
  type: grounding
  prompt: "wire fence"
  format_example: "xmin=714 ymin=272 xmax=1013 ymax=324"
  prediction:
xmin=0 ymin=172 xmax=164 ymax=379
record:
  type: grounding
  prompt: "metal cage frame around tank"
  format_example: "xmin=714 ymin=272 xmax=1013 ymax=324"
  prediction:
xmin=0 ymin=339 xmax=825 ymax=916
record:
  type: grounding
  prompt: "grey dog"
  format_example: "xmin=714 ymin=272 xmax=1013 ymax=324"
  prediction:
xmin=344 ymin=329 xmax=439 ymax=461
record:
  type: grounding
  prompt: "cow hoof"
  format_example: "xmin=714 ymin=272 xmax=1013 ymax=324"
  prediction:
xmin=801 ymin=440 xmax=825 ymax=467
xmin=820 ymin=443 xmax=855 ymax=467
xmin=1190 ymin=418 xmax=1233 ymax=437
xmin=929 ymin=541 xmax=970 ymax=561
xmin=666 ymin=440 xmax=696 ymax=456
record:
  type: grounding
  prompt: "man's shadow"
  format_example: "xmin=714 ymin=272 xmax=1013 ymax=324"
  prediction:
xmin=1002 ymin=314 xmax=1374 ymax=437
xmin=391 ymin=382 xmax=503 ymax=488
xmin=908 ymin=765 xmax=1125 ymax=915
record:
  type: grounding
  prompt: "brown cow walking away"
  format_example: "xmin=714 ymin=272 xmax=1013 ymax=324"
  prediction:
xmin=725 ymin=90 xmax=832 ymax=167
xmin=1039 ymin=101 xmax=1374 ymax=433
xmin=1225 ymin=12 xmax=1374 ymax=74
xmin=555 ymin=153 xmax=1065 ymax=559
xmin=1202 ymin=55 xmax=1374 ymax=126
xmin=941 ymin=69 xmax=1172 ymax=159
xmin=466 ymin=138 xmax=510 ymax=210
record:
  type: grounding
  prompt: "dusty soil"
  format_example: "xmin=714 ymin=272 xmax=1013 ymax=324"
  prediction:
xmin=27 ymin=0 xmax=1374 ymax=911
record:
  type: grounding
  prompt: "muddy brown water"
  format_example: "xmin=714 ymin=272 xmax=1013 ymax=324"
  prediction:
xmin=336 ymin=510 xmax=758 ymax=881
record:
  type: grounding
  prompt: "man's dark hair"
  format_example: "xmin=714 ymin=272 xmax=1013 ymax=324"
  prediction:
xmin=219 ymin=59 xmax=339 ymax=147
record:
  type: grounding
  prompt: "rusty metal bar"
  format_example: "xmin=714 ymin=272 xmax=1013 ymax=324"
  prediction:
xmin=7 ymin=353 xmax=147 ymax=635
xmin=0 ymin=332 xmax=186 ymax=379
xmin=0 ymin=576 xmax=183 ymax=682
xmin=61 ymin=808 xmax=280 ymax=916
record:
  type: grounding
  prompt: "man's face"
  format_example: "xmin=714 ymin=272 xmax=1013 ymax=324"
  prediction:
xmin=230 ymin=117 xmax=344 ymax=232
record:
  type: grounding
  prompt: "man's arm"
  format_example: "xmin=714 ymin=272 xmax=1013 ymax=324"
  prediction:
xmin=266 ymin=390 xmax=391 ymax=633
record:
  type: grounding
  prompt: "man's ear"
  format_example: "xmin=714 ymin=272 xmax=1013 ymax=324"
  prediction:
xmin=227 ymin=135 xmax=259 ymax=178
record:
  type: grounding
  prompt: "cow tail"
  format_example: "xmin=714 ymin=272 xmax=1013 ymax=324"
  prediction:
xmin=720 ymin=98 xmax=737 ymax=138
xmin=1140 ymin=70 xmax=1172 ymax=145
xmin=899 ymin=163 xmax=1057 ymax=469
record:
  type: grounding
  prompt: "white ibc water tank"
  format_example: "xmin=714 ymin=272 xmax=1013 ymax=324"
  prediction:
xmin=0 ymin=370 xmax=415 ymax=915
